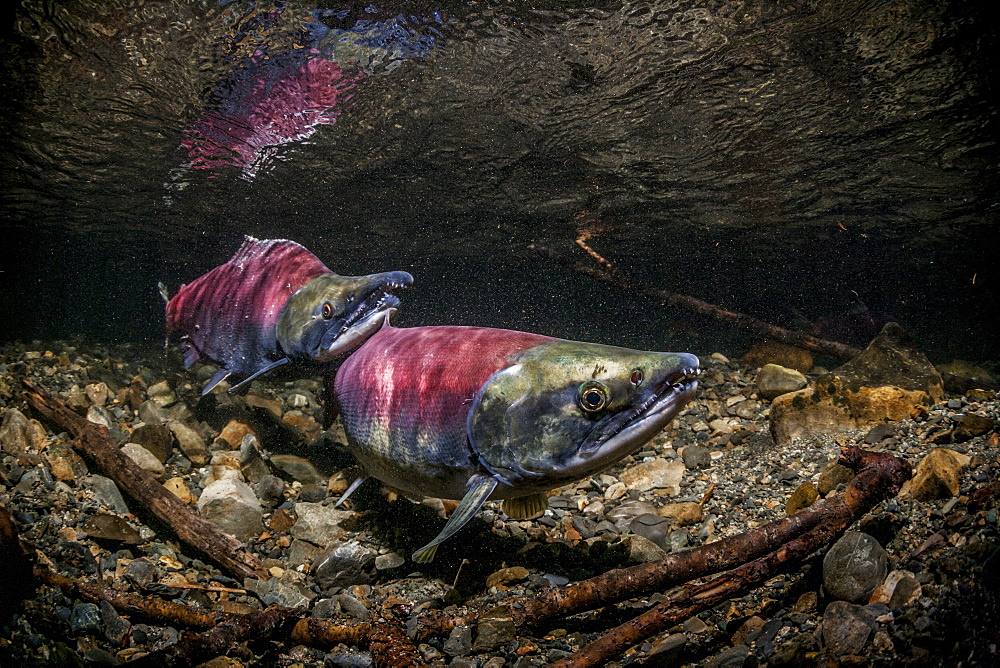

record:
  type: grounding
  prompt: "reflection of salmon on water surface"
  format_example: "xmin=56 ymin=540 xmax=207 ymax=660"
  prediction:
xmin=177 ymin=4 xmax=445 ymax=180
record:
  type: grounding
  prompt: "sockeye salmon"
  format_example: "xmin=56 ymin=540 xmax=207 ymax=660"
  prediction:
xmin=163 ymin=237 xmax=412 ymax=394
xmin=330 ymin=325 xmax=700 ymax=562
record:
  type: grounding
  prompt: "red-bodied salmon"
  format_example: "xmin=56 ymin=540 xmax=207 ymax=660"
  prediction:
xmin=330 ymin=325 xmax=700 ymax=562
xmin=163 ymin=237 xmax=412 ymax=394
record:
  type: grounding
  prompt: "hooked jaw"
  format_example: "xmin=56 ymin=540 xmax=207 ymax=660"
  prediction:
xmin=314 ymin=273 xmax=411 ymax=361
xmin=568 ymin=353 xmax=701 ymax=474
xmin=277 ymin=270 xmax=413 ymax=363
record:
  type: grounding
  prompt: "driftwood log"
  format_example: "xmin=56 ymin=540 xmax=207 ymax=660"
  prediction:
xmin=22 ymin=379 xmax=269 ymax=581
xmin=529 ymin=243 xmax=863 ymax=361
xmin=551 ymin=446 xmax=911 ymax=666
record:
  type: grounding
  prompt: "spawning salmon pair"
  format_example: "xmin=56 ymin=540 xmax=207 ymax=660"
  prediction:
xmin=165 ymin=237 xmax=699 ymax=562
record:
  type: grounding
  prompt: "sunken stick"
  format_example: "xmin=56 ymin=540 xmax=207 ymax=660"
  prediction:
xmin=551 ymin=446 xmax=912 ymax=666
xmin=22 ymin=379 xmax=269 ymax=582
xmin=528 ymin=243 xmax=863 ymax=361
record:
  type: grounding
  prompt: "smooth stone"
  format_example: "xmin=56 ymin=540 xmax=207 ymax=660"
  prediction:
xmin=817 ymin=462 xmax=856 ymax=495
xmin=822 ymin=531 xmax=888 ymax=603
xmin=337 ymin=593 xmax=371 ymax=620
xmin=821 ymin=600 xmax=876 ymax=656
xmin=485 ymin=566 xmax=530 ymax=589
xmin=681 ymin=445 xmax=712 ymax=470
xmin=706 ymin=644 xmax=757 ymax=668
xmin=755 ymin=363 xmax=808 ymax=400
xmin=271 ymin=454 xmax=324 ymax=485
xmin=120 ymin=443 xmax=165 ymax=479
xmin=785 ymin=482 xmax=820 ymax=515
xmin=255 ymin=474 xmax=286 ymax=507
xmin=620 ymin=459 xmax=685 ymax=494
xmin=196 ymin=478 xmax=264 ymax=541
xmin=81 ymin=513 xmax=142 ymax=544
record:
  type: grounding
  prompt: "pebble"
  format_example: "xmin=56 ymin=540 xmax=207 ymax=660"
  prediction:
xmin=755 ymin=363 xmax=808 ymax=400
xmin=291 ymin=502 xmax=352 ymax=546
xmin=196 ymin=478 xmax=264 ymax=541
xmin=681 ymin=444 xmax=712 ymax=469
xmin=313 ymin=541 xmax=378 ymax=590
xmin=821 ymin=600 xmax=875 ymax=656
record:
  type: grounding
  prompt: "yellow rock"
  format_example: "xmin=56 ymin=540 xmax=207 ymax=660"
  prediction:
xmin=900 ymin=448 xmax=971 ymax=501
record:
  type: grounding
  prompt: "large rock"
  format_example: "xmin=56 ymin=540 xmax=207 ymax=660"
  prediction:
xmin=770 ymin=323 xmax=943 ymax=443
xmin=899 ymin=448 xmax=970 ymax=501
xmin=197 ymin=478 xmax=264 ymax=540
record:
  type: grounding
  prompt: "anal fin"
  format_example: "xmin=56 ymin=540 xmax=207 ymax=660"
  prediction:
xmin=412 ymin=474 xmax=497 ymax=564
xmin=501 ymin=493 xmax=549 ymax=520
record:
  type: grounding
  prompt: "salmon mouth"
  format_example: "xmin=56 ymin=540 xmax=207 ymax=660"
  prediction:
xmin=582 ymin=359 xmax=701 ymax=455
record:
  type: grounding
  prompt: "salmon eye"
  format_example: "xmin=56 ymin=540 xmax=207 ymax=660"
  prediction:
xmin=321 ymin=302 xmax=334 ymax=319
xmin=578 ymin=381 xmax=609 ymax=413
xmin=630 ymin=369 xmax=644 ymax=386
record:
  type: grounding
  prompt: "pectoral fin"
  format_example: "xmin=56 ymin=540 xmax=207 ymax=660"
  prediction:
xmin=412 ymin=474 xmax=498 ymax=563
xmin=226 ymin=358 xmax=291 ymax=394
xmin=201 ymin=368 xmax=232 ymax=395
xmin=501 ymin=493 xmax=548 ymax=520
xmin=334 ymin=476 xmax=367 ymax=507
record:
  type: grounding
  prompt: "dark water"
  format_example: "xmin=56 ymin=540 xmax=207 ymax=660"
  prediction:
xmin=2 ymin=0 xmax=997 ymax=365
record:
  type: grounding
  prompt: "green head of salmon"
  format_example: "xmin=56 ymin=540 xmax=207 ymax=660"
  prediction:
xmin=332 ymin=326 xmax=700 ymax=562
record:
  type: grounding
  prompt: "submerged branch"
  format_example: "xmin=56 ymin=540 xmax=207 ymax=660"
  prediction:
xmin=551 ymin=447 xmax=912 ymax=666
xmin=528 ymin=243 xmax=862 ymax=361
xmin=21 ymin=379 xmax=269 ymax=581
